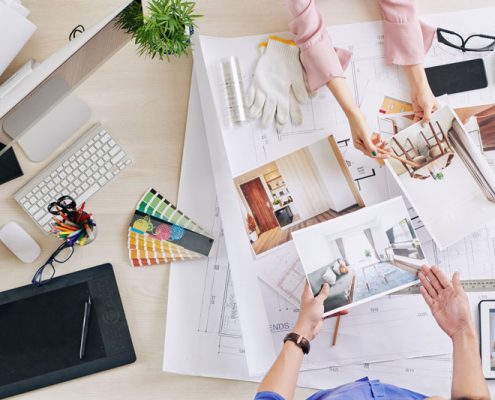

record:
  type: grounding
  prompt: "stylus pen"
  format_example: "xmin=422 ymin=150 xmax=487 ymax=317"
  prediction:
xmin=79 ymin=295 xmax=92 ymax=360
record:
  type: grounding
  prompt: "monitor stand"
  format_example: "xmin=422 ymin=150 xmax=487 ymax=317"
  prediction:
xmin=1 ymin=71 xmax=91 ymax=163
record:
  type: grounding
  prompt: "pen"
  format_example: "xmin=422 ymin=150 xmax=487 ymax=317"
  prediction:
xmin=79 ymin=295 xmax=92 ymax=360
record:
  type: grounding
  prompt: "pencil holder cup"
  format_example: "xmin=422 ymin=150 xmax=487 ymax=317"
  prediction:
xmin=47 ymin=195 xmax=97 ymax=247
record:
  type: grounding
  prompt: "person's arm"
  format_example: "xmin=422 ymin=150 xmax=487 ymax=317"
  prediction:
xmin=405 ymin=64 xmax=437 ymax=123
xmin=286 ymin=1 xmax=380 ymax=156
xmin=418 ymin=265 xmax=490 ymax=399
xmin=256 ymin=282 xmax=335 ymax=400
xmin=378 ymin=0 xmax=438 ymax=122
xmin=326 ymin=78 xmax=387 ymax=157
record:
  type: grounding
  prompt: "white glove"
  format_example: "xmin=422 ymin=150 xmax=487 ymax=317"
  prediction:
xmin=247 ymin=36 xmax=309 ymax=129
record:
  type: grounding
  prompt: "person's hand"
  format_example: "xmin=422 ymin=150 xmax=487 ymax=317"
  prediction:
xmin=293 ymin=281 xmax=348 ymax=341
xmin=418 ymin=265 xmax=474 ymax=341
xmin=407 ymin=64 xmax=439 ymax=123
xmin=348 ymin=109 xmax=390 ymax=158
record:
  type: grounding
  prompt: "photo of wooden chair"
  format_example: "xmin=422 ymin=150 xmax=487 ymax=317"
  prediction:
xmin=390 ymin=121 xmax=455 ymax=180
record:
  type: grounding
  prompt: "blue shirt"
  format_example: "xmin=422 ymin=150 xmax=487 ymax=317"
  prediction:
xmin=255 ymin=377 xmax=427 ymax=400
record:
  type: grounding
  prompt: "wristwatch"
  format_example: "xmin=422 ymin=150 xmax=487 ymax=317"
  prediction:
xmin=283 ymin=332 xmax=310 ymax=355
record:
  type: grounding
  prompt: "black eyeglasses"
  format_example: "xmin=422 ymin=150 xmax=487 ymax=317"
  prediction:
xmin=437 ymin=28 xmax=495 ymax=52
xmin=32 ymin=242 xmax=75 ymax=286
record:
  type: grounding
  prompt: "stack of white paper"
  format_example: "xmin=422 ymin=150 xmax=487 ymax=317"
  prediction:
xmin=0 ymin=0 xmax=36 ymax=77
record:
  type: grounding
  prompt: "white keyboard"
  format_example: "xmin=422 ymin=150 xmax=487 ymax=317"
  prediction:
xmin=15 ymin=123 xmax=132 ymax=232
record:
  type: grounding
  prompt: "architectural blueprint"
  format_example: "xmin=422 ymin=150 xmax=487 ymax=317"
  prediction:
xmin=163 ymin=76 xmax=251 ymax=380
xmin=163 ymin=72 xmax=495 ymax=398
xmin=191 ymin=5 xmax=495 ymax=379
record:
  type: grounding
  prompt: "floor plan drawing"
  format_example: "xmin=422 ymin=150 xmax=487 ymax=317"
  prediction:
xmin=259 ymin=276 xmax=450 ymax=370
xmin=197 ymin=221 xmax=245 ymax=356
xmin=424 ymin=222 xmax=495 ymax=280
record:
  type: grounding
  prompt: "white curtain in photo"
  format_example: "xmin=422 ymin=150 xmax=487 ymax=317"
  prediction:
xmin=276 ymin=148 xmax=329 ymax=220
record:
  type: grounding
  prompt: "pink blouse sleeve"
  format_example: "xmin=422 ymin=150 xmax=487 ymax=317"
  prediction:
xmin=379 ymin=0 xmax=436 ymax=65
xmin=287 ymin=0 xmax=352 ymax=91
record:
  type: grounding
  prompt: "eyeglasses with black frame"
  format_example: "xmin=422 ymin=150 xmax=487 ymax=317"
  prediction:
xmin=32 ymin=241 xmax=75 ymax=286
xmin=437 ymin=28 xmax=495 ymax=52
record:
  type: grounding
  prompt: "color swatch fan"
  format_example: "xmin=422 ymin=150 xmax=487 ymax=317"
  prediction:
xmin=128 ymin=188 xmax=214 ymax=267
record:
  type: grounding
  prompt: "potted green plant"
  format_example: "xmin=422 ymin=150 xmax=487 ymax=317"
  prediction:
xmin=272 ymin=199 xmax=281 ymax=206
xmin=246 ymin=214 xmax=258 ymax=243
xmin=364 ymin=249 xmax=372 ymax=259
xmin=116 ymin=0 xmax=201 ymax=60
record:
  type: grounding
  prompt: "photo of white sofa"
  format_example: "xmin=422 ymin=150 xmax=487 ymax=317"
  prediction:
xmin=293 ymin=197 xmax=426 ymax=316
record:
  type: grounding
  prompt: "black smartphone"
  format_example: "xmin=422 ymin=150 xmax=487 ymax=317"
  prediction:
xmin=425 ymin=58 xmax=488 ymax=96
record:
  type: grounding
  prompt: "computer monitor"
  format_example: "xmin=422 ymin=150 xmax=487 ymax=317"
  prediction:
xmin=0 ymin=0 xmax=142 ymax=162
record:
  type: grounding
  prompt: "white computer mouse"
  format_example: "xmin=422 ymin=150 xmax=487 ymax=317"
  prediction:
xmin=0 ymin=222 xmax=41 ymax=263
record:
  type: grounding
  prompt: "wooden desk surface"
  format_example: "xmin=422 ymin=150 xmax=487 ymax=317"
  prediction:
xmin=0 ymin=1 xmax=493 ymax=399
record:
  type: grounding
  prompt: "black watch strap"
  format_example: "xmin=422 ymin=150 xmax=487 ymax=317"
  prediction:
xmin=283 ymin=332 xmax=310 ymax=355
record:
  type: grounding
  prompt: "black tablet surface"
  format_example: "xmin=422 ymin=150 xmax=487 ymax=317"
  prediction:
xmin=0 ymin=264 xmax=136 ymax=399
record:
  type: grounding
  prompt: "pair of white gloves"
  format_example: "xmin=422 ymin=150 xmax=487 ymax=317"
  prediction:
xmin=246 ymin=36 xmax=310 ymax=130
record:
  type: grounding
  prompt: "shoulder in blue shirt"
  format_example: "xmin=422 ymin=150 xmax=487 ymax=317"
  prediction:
xmin=255 ymin=377 xmax=427 ymax=400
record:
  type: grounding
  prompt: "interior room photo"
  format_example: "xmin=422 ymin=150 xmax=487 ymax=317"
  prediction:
xmin=293 ymin=198 xmax=425 ymax=314
xmin=233 ymin=136 xmax=364 ymax=255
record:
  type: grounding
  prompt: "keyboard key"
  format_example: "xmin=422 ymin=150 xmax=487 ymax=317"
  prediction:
xmin=109 ymin=146 xmax=120 ymax=157
xmin=28 ymin=206 xmax=40 ymax=215
xmin=76 ymin=183 xmax=100 ymax=205
xmin=101 ymin=134 xmax=111 ymax=143
xmin=111 ymin=151 xmax=125 ymax=164
xmin=39 ymin=213 xmax=53 ymax=227
xmin=33 ymin=208 xmax=45 ymax=220
xmin=98 ymin=177 xmax=107 ymax=186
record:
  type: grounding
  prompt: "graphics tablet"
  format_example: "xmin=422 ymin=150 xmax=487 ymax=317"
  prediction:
xmin=0 ymin=263 xmax=136 ymax=398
